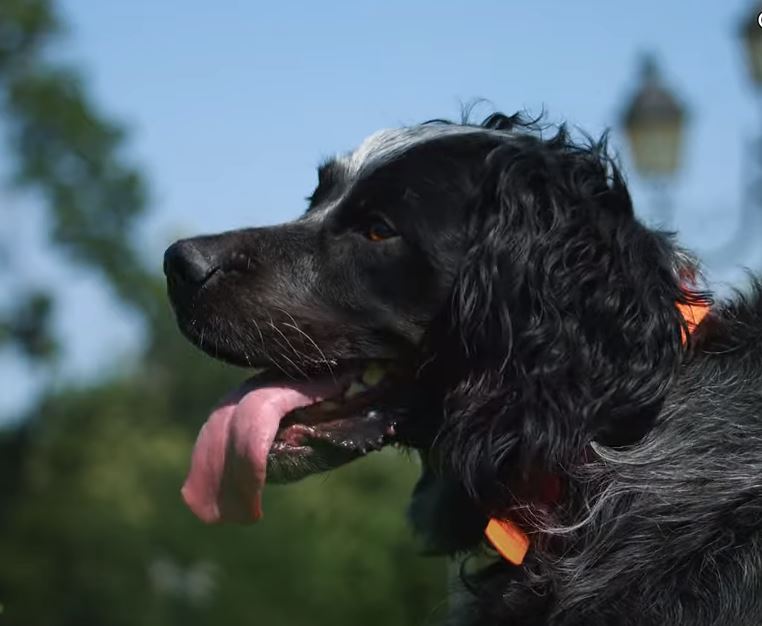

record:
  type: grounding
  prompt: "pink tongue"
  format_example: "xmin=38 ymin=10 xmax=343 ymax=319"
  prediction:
xmin=181 ymin=377 xmax=343 ymax=524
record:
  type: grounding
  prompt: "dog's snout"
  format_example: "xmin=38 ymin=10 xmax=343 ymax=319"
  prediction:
xmin=164 ymin=240 xmax=218 ymax=286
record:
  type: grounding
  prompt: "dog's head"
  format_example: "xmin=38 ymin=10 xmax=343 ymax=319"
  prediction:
xmin=165 ymin=113 xmax=704 ymax=527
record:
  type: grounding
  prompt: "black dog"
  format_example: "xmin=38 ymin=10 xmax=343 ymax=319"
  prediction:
xmin=164 ymin=113 xmax=762 ymax=625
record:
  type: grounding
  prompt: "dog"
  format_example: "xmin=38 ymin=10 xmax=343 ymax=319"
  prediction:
xmin=164 ymin=112 xmax=762 ymax=625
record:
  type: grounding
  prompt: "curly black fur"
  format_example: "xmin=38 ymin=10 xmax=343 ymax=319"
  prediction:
xmin=441 ymin=282 xmax=762 ymax=626
xmin=166 ymin=112 xmax=762 ymax=625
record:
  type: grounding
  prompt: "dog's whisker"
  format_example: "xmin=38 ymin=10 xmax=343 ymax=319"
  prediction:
xmin=252 ymin=318 xmax=266 ymax=351
xmin=258 ymin=333 xmax=295 ymax=380
xmin=268 ymin=318 xmax=308 ymax=362
xmin=266 ymin=349 xmax=298 ymax=381
xmin=226 ymin=320 xmax=253 ymax=368
xmin=266 ymin=318 xmax=310 ymax=380
xmin=278 ymin=314 xmax=336 ymax=383
xmin=247 ymin=317 xmax=282 ymax=375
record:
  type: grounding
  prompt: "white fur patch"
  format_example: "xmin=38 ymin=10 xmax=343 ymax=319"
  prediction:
xmin=340 ymin=124 xmax=501 ymax=178
xmin=305 ymin=123 xmax=504 ymax=223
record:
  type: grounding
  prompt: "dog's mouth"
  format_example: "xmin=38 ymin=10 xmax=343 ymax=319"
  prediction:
xmin=181 ymin=360 xmax=411 ymax=524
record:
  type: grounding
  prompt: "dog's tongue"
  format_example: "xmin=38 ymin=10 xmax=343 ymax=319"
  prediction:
xmin=181 ymin=377 xmax=343 ymax=524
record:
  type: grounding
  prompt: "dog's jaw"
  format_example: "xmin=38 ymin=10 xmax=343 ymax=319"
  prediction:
xmin=180 ymin=362 xmax=415 ymax=524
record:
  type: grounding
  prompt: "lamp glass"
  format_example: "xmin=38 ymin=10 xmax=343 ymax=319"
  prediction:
xmin=626 ymin=120 xmax=682 ymax=178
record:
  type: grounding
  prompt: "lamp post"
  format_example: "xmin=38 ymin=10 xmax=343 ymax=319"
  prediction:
xmin=699 ymin=3 xmax=762 ymax=268
xmin=621 ymin=56 xmax=687 ymax=227
xmin=722 ymin=3 xmax=762 ymax=264
xmin=740 ymin=2 xmax=762 ymax=87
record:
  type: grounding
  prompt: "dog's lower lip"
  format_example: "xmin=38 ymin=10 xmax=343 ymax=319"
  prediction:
xmin=263 ymin=360 xmax=410 ymax=462
xmin=270 ymin=441 xmax=310 ymax=453
xmin=274 ymin=410 xmax=397 ymax=447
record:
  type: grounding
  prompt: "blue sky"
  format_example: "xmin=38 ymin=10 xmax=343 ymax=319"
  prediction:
xmin=2 ymin=0 xmax=761 ymax=420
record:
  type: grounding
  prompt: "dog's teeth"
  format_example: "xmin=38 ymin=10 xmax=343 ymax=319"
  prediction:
xmin=361 ymin=362 xmax=386 ymax=387
xmin=344 ymin=381 xmax=368 ymax=398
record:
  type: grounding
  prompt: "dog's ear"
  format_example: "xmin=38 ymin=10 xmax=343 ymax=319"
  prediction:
xmin=427 ymin=129 xmax=707 ymax=507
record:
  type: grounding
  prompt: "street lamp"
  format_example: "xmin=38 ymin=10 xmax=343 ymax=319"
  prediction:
xmin=698 ymin=3 xmax=762 ymax=268
xmin=621 ymin=56 xmax=687 ymax=226
xmin=740 ymin=2 xmax=762 ymax=88
xmin=620 ymin=10 xmax=762 ymax=272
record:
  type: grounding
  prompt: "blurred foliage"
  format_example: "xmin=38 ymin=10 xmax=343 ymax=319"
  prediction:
xmin=0 ymin=290 xmax=57 ymax=359
xmin=0 ymin=1 xmax=446 ymax=625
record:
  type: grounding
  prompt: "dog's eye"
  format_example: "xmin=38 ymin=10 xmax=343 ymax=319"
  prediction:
xmin=365 ymin=220 xmax=397 ymax=242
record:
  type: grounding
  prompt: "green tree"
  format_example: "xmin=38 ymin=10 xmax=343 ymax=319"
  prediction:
xmin=0 ymin=2 xmax=446 ymax=624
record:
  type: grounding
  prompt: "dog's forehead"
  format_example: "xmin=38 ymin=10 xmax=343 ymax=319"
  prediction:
xmin=303 ymin=123 xmax=501 ymax=223
xmin=339 ymin=124 xmax=498 ymax=179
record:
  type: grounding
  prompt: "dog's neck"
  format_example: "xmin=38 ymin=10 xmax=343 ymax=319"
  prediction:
xmin=484 ymin=298 xmax=711 ymax=566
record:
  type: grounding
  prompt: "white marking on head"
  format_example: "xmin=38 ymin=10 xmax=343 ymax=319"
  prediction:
xmin=301 ymin=200 xmax=337 ymax=223
xmin=304 ymin=122 xmax=510 ymax=223
xmin=340 ymin=123 xmax=505 ymax=179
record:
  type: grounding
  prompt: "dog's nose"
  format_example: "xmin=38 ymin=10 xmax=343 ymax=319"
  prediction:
xmin=164 ymin=240 xmax=218 ymax=285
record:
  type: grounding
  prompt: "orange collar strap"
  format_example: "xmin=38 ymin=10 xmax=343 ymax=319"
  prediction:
xmin=485 ymin=299 xmax=711 ymax=566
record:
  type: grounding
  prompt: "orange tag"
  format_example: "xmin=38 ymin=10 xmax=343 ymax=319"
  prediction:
xmin=484 ymin=518 xmax=530 ymax=565
xmin=676 ymin=301 xmax=710 ymax=344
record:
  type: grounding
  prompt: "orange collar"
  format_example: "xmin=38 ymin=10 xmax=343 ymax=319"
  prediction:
xmin=485 ymin=299 xmax=710 ymax=566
